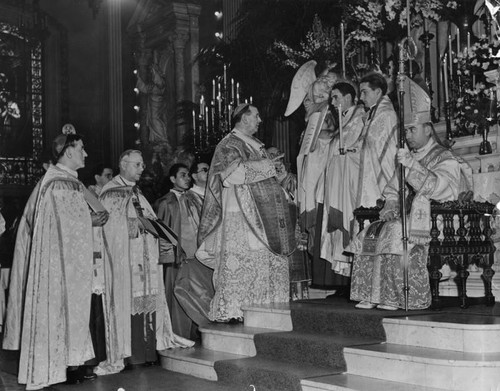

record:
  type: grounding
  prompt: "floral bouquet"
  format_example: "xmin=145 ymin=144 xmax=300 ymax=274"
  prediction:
xmin=269 ymin=15 xmax=341 ymax=70
xmin=454 ymin=35 xmax=500 ymax=136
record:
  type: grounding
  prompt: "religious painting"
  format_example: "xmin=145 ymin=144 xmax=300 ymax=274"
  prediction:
xmin=0 ymin=22 xmax=43 ymax=186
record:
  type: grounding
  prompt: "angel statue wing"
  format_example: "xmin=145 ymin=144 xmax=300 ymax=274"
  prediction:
xmin=284 ymin=60 xmax=317 ymax=117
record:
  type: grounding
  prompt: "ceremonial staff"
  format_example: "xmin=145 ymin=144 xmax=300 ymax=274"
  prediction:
xmin=397 ymin=40 xmax=410 ymax=312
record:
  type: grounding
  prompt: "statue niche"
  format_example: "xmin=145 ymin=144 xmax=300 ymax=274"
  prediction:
xmin=136 ymin=48 xmax=173 ymax=146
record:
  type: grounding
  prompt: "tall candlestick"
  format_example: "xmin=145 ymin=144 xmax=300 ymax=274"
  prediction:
xmin=456 ymin=27 xmax=460 ymax=53
xmin=249 ymin=96 xmax=253 ymax=104
xmin=217 ymin=94 xmax=222 ymax=114
xmin=338 ymin=103 xmax=344 ymax=154
xmin=236 ymin=82 xmax=240 ymax=105
xmin=493 ymin=16 xmax=497 ymax=41
xmin=223 ymin=64 xmax=227 ymax=92
xmin=448 ymin=34 xmax=453 ymax=77
xmin=467 ymin=32 xmax=471 ymax=52
xmin=212 ymin=79 xmax=216 ymax=101
xmin=231 ymin=78 xmax=235 ymax=103
xmin=211 ymin=104 xmax=215 ymax=134
xmin=489 ymin=88 xmax=495 ymax=119
xmin=341 ymin=22 xmax=346 ymax=78
xmin=192 ymin=109 xmax=196 ymax=130
xmin=205 ymin=106 xmax=209 ymax=130
xmin=443 ymin=55 xmax=449 ymax=102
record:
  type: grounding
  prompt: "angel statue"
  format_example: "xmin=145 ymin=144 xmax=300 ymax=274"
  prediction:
xmin=285 ymin=60 xmax=339 ymax=282
xmin=136 ymin=50 xmax=170 ymax=144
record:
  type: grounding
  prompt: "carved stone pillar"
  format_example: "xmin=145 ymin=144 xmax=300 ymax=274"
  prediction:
xmin=107 ymin=0 xmax=123 ymax=165
xmin=172 ymin=31 xmax=189 ymax=143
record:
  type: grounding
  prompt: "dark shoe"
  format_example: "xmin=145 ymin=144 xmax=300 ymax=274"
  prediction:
xmin=123 ymin=363 xmax=140 ymax=371
xmin=82 ymin=365 xmax=97 ymax=380
xmin=83 ymin=372 xmax=97 ymax=380
xmin=66 ymin=368 xmax=85 ymax=384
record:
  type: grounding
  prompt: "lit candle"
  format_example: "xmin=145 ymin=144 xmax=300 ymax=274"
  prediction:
xmin=448 ymin=34 xmax=453 ymax=77
xmin=205 ymin=105 xmax=209 ymax=130
xmin=338 ymin=103 xmax=344 ymax=153
xmin=443 ymin=55 xmax=449 ymax=102
xmin=218 ymin=95 xmax=222 ymax=114
xmin=192 ymin=109 xmax=196 ymax=130
xmin=467 ymin=32 xmax=471 ymax=52
xmin=456 ymin=27 xmax=460 ymax=53
xmin=249 ymin=96 xmax=253 ymax=104
xmin=489 ymin=88 xmax=495 ymax=119
xmin=236 ymin=82 xmax=240 ymax=104
xmin=223 ymin=64 xmax=227 ymax=95
xmin=231 ymin=78 xmax=235 ymax=103
xmin=493 ymin=17 xmax=497 ymax=41
xmin=245 ymin=98 xmax=248 ymax=104
xmin=212 ymin=79 xmax=216 ymax=101
xmin=341 ymin=22 xmax=345 ymax=78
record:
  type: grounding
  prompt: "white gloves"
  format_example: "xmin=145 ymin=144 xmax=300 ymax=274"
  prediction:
xmin=396 ymin=147 xmax=415 ymax=168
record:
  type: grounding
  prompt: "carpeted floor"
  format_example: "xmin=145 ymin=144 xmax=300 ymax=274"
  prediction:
xmin=214 ymin=296 xmax=499 ymax=391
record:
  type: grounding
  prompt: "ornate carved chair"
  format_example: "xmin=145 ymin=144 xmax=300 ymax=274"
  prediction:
xmin=353 ymin=201 xmax=496 ymax=310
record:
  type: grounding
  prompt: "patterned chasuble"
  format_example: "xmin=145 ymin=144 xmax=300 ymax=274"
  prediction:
xmin=197 ymin=130 xmax=294 ymax=321
xmin=349 ymin=138 xmax=469 ymax=310
xmin=4 ymin=165 xmax=94 ymax=390
xmin=99 ymin=177 xmax=193 ymax=364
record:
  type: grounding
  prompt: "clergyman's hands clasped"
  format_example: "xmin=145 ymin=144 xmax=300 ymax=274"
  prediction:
xmin=91 ymin=210 xmax=109 ymax=226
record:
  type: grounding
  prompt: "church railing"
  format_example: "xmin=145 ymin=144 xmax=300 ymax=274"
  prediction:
xmin=353 ymin=200 xmax=496 ymax=310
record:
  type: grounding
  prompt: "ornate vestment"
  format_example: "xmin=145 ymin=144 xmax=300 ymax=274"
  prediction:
xmin=99 ymin=177 xmax=193 ymax=368
xmin=349 ymin=139 xmax=471 ymax=309
xmin=297 ymin=101 xmax=335 ymax=240
xmin=3 ymin=164 xmax=94 ymax=390
xmin=156 ymin=189 xmax=213 ymax=338
xmin=320 ymin=104 xmax=365 ymax=276
xmin=197 ymin=130 xmax=295 ymax=321
xmin=356 ymin=95 xmax=398 ymax=208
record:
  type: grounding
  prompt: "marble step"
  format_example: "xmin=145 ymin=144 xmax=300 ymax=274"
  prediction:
xmin=159 ymin=344 xmax=247 ymax=381
xmin=384 ymin=313 xmax=500 ymax=353
xmin=199 ymin=322 xmax=282 ymax=356
xmin=242 ymin=302 xmax=293 ymax=331
xmin=344 ymin=342 xmax=500 ymax=391
xmin=301 ymin=373 xmax=450 ymax=391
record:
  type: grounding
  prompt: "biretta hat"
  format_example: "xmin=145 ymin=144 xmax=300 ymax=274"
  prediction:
xmin=400 ymin=77 xmax=431 ymax=126
xmin=232 ymin=103 xmax=251 ymax=119
xmin=52 ymin=123 xmax=77 ymax=159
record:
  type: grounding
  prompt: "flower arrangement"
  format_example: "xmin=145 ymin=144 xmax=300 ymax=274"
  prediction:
xmin=344 ymin=0 xmax=458 ymax=43
xmin=270 ymin=15 xmax=340 ymax=69
xmin=454 ymin=36 xmax=500 ymax=136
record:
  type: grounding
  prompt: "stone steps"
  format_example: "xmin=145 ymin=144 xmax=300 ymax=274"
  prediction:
xmin=215 ymin=356 xmax=342 ymax=391
xmin=302 ymin=311 xmax=500 ymax=391
xmin=159 ymin=344 xmax=247 ymax=381
xmin=241 ymin=302 xmax=293 ymax=331
xmin=160 ymin=304 xmax=292 ymax=381
xmin=383 ymin=313 xmax=500 ymax=353
xmin=301 ymin=373 xmax=451 ymax=391
xmin=199 ymin=322 xmax=281 ymax=356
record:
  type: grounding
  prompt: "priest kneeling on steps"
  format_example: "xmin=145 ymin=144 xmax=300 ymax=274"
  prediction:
xmin=348 ymin=77 xmax=473 ymax=311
